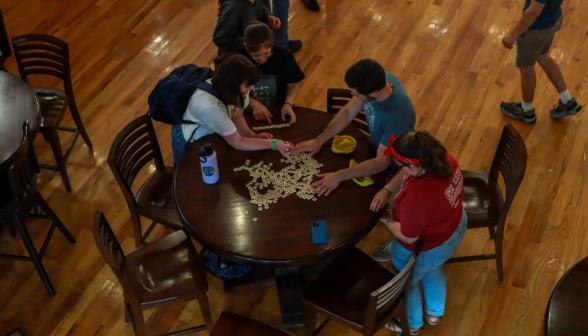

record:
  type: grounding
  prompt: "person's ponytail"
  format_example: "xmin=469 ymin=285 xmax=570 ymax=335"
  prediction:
xmin=414 ymin=131 xmax=453 ymax=178
xmin=393 ymin=130 xmax=453 ymax=179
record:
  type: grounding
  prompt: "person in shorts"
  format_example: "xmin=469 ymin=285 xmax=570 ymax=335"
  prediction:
xmin=500 ymin=0 xmax=581 ymax=123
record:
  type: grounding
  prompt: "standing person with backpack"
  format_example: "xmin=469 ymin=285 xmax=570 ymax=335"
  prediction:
xmin=234 ymin=21 xmax=305 ymax=124
xmin=170 ymin=54 xmax=294 ymax=165
xmin=213 ymin=0 xmax=283 ymax=55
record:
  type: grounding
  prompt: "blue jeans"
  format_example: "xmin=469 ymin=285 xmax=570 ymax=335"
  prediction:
xmin=262 ymin=0 xmax=290 ymax=47
xmin=392 ymin=210 xmax=468 ymax=328
xmin=171 ymin=124 xmax=187 ymax=165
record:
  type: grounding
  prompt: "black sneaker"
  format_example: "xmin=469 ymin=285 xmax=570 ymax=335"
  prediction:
xmin=302 ymin=0 xmax=320 ymax=12
xmin=500 ymin=102 xmax=537 ymax=124
xmin=288 ymin=40 xmax=302 ymax=53
xmin=550 ymin=98 xmax=582 ymax=119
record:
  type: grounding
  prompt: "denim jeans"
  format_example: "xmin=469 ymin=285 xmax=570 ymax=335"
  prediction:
xmin=171 ymin=124 xmax=187 ymax=165
xmin=391 ymin=210 xmax=468 ymax=328
xmin=261 ymin=0 xmax=290 ymax=48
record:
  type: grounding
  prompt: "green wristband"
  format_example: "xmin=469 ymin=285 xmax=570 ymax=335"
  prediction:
xmin=272 ymin=139 xmax=278 ymax=150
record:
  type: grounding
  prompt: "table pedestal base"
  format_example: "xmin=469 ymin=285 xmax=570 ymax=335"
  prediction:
xmin=275 ymin=267 xmax=306 ymax=329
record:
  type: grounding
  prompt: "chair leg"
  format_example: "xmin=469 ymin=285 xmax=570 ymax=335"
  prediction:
xmin=304 ymin=305 xmax=317 ymax=336
xmin=68 ymin=97 xmax=93 ymax=148
xmin=197 ymin=293 xmax=214 ymax=331
xmin=35 ymin=193 xmax=76 ymax=245
xmin=124 ymin=300 xmax=131 ymax=324
xmin=41 ymin=131 xmax=51 ymax=142
xmin=46 ymin=128 xmax=72 ymax=193
xmin=130 ymin=213 xmax=143 ymax=249
xmin=0 ymin=221 xmax=16 ymax=239
xmin=495 ymin=226 xmax=504 ymax=283
xmin=8 ymin=223 xmax=17 ymax=238
xmin=12 ymin=213 xmax=56 ymax=297
xmin=127 ymin=301 xmax=147 ymax=336
xmin=488 ymin=226 xmax=496 ymax=239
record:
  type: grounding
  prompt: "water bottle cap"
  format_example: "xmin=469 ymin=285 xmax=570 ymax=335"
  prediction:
xmin=200 ymin=143 xmax=214 ymax=157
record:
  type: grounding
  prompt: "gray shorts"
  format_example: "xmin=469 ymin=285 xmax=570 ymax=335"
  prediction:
xmin=516 ymin=14 xmax=563 ymax=68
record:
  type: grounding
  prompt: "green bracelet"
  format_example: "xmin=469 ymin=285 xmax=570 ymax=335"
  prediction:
xmin=382 ymin=187 xmax=393 ymax=194
xmin=272 ymin=139 xmax=278 ymax=150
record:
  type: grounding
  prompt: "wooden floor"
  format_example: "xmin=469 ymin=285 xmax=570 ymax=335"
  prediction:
xmin=1 ymin=0 xmax=587 ymax=335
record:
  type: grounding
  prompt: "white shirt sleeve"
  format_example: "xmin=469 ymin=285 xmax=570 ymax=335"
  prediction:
xmin=197 ymin=106 xmax=238 ymax=136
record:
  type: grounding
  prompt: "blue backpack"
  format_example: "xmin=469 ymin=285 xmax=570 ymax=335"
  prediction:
xmin=148 ymin=64 xmax=223 ymax=125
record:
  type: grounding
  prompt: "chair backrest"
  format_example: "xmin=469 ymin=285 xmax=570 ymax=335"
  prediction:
xmin=7 ymin=122 xmax=39 ymax=213
xmin=93 ymin=210 xmax=125 ymax=272
xmin=365 ymin=242 xmax=422 ymax=332
xmin=108 ymin=114 xmax=165 ymax=201
xmin=489 ymin=124 xmax=527 ymax=221
xmin=0 ymin=10 xmax=11 ymax=70
xmin=92 ymin=210 xmax=146 ymax=335
xmin=327 ymin=88 xmax=370 ymax=134
xmin=11 ymin=34 xmax=73 ymax=92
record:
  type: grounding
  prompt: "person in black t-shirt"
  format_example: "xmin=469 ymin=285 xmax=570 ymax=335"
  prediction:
xmin=234 ymin=21 xmax=305 ymax=123
xmin=213 ymin=0 xmax=281 ymax=55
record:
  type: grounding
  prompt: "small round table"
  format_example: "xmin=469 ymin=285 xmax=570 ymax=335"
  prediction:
xmin=175 ymin=106 xmax=386 ymax=329
xmin=545 ymin=256 xmax=588 ymax=336
xmin=0 ymin=71 xmax=40 ymax=164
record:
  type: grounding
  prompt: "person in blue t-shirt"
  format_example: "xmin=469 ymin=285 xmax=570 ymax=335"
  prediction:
xmin=500 ymin=0 xmax=582 ymax=123
xmin=294 ymin=59 xmax=416 ymax=197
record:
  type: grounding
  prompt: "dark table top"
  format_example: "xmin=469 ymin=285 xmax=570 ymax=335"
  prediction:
xmin=174 ymin=106 xmax=386 ymax=268
xmin=0 ymin=71 xmax=39 ymax=164
xmin=545 ymin=256 xmax=588 ymax=336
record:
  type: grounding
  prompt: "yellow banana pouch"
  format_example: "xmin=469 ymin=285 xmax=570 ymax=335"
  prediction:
xmin=349 ymin=159 xmax=374 ymax=187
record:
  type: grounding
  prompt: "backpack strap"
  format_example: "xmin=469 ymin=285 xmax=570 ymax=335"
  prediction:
xmin=184 ymin=81 xmax=230 ymax=149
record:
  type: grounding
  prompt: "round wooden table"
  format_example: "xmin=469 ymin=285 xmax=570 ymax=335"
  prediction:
xmin=0 ymin=71 xmax=40 ymax=165
xmin=545 ymin=256 xmax=588 ymax=336
xmin=175 ymin=106 xmax=386 ymax=329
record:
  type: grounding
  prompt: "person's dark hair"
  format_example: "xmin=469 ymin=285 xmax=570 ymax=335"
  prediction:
xmin=393 ymin=130 xmax=454 ymax=179
xmin=344 ymin=59 xmax=387 ymax=95
xmin=244 ymin=21 xmax=273 ymax=52
xmin=212 ymin=54 xmax=261 ymax=108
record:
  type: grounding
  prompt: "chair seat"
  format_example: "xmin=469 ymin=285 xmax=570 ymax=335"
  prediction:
xmin=136 ymin=166 xmax=183 ymax=230
xmin=303 ymin=247 xmax=397 ymax=328
xmin=124 ymin=230 xmax=208 ymax=305
xmin=33 ymin=86 xmax=68 ymax=129
xmin=462 ymin=170 xmax=504 ymax=226
xmin=210 ymin=312 xmax=289 ymax=336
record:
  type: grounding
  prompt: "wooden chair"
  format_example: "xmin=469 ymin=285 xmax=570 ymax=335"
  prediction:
xmin=0 ymin=9 xmax=11 ymax=71
xmin=446 ymin=124 xmax=527 ymax=282
xmin=93 ymin=210 xmax=213 ymax=335
xmin=303 ymin=244 xmax=422 ymax=336
xmin=0 ymin=122 xmax=76 ymax=297
xmin=108 ymin=114 xmax=182 ymax=248
xmin=11 ymin=34 xmax=93 ymax=192
xmin=210 ymin=312 xmax=289 ymax=336
xmin=327 ymin=88 xmax=370 ymax=134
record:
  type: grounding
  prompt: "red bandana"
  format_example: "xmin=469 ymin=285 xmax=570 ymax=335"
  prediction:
xmin=383 ymin=133 xmax=420 ymax=165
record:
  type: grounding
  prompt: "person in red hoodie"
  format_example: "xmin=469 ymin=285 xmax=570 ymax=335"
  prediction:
xmin=370 ymin=130 xmax=467 ymax=335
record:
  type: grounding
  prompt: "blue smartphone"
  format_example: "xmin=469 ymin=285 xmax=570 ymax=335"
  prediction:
xmin=311 ymin=221 xmax=328 ymax=245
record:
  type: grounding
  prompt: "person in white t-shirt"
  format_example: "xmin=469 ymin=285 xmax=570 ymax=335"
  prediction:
xmin=171 ymin=54 xmax=294 ymax=165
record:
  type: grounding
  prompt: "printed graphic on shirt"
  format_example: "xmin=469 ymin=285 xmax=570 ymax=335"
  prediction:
xmin=250 ymin=76 xmax=277 ymax=107
xmin=394 ymin=173 xmax=411 ymax=203
xmin=230 ymin=106 xmax=239 ymax=118
xmin=364 ymin=102 xmax=376 ymax=133
xmin=444 ymin=167 xmax=463 ymax=208
xmin=400 ymin=172 xmax=410 ymax=190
